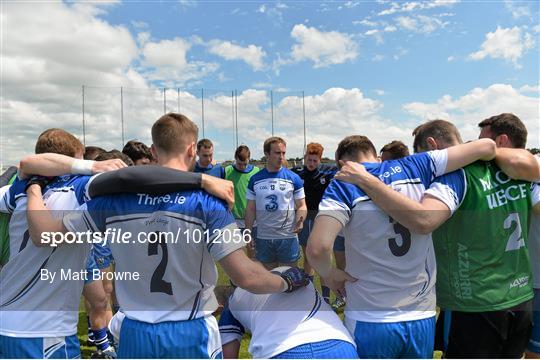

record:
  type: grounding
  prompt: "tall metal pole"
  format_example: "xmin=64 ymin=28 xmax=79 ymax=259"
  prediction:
xmin=270 ymin=90 xmax=274 ymax=136
xmin=82 ymin=85 xmax=86 ymax=146
xmin=177 ymin=88 xmax=180 ymax=113
xmin=120 ymin=86 xmax=125 ymax=146
xmin=302 ymin=91 xmax=306 ymax=153
xmin=235 ymin=90 xmax=238 ymax=148
xmin=201 ymin=88 xmax=205 ymax=138
xmin=231 ymin=91 xmax=235 ymax=150
xmin=163 ymin=88 xmax=167 ymax=114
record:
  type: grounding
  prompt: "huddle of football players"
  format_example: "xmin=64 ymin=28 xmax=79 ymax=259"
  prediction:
xmin=0 ymin=112 xmax=538 ymax=359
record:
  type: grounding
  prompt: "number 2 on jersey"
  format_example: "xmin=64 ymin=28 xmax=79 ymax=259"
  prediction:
xmin=504 ymin=212 xmax=525 ymax=251
xmin=148 ymin=232 xmax=173 ymax=295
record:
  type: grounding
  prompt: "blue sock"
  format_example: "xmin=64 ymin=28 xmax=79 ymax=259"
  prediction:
xmin=87 ymin=316 xmax=95 ymax=345
xmin=93 ymin=328 xmax=111 ymax=351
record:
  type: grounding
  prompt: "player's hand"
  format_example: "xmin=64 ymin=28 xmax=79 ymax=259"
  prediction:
xmin=201 ymin=175 xmax=235 ymax=210
xmin=276 ymin=267 xmax=310 ymax=293
xmin=92 ymin=159 xmax=127 ymax=174
xmin=293 ymin=216 xmax=304 ymax=233
xmin=321 ymin=268 xmax=357 ymax=299
xmin=25 ymin=176 xmax=54 ymax=194
xmin=335 ymin=160 xmax=371 ymax=186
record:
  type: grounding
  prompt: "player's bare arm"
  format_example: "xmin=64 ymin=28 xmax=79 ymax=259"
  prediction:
xmin=336 ymin=160 xmax=451 ymax=234
xmin=445 ymin=138 xmax=496 ymax=173
xmin=494 ymin=148 xmax=540 ymax=181
xmin=244 ymin=199 xmax=256 ymax=251
xmin=306 ymin=215 xmax=357 ymax=297
xmin=293 ymin=197 xmax=307 ymax=233
xmin=19 ymin=153 xmax=126 ymax=179
xmin=219 ymin=248 xmax=308 ymax=294
xmin=25 ymin=183 xmax=66 ymax=246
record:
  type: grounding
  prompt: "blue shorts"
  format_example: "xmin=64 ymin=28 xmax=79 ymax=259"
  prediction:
xmin=255 ymin=237 xmax=300 ymax=264
xmin=272 ymin=339 xmax=358 ymax=359
xmin=0 ymin=334 xmax=80 ymax=359
xmin=346 ymin=316 xmax=436 ymax=358
xmin=529 ymin=288 xmax=540 ymax=354
xmin=85 ymin=254 xmax=99 ymax=285
xmin=118 ymin=316 xmax=222 ymax=358
xmin=299 ymin=218 xmax=345 ymax=251
xmin=92 ymin=243 xmax=113 ymax=269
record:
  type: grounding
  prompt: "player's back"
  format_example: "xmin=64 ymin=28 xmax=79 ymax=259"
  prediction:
xmin=226 ymin=276 xmax=354 ymax=358
xmin=0 ymin=175 xmax=92 ymax=337
xmin=71 ymin=189 xmax=240 ymax=324
xmin=320 ymin=151 xmax=448 ymax=323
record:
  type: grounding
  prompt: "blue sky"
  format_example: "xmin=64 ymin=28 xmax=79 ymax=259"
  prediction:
xmin=1 ymin=1 xmax=539 ymax=164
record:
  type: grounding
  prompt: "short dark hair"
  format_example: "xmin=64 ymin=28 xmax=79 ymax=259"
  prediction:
xmin=412 ymin=120 xmax=462 ymax=153
xmin=197 ymin=139 xmax=213 ymax=151
xmin=335 ymin=135 xmax=377 ymax=162
xmin=122 ymin=140 xmax=152 ymax=163
xmin=478 ymin=113 xmax=527 ymax=149
xmin=263 ymin=137 xmax=286 ymax=154
xmin=380 ymin=140 xmax=410 ymax=160
xmin=35 ymin=128 xmax=84 ymax=157
xmin=95 ymin=150 xmax=134 ymax=166
xmin=152 ymin=113 xmax=198 ymax=154
xmin=234 ymin=145 xmax=250 ymax=162
xmin=84 ymin=146 xmax=106 ymax=160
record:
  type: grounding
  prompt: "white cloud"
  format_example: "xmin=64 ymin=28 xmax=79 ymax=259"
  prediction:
xmin=257 ymin=4 xmax=266 ymax=13
xmin=519 ymin=84 xmax=540 ymax=93
xmin=396 ymin=15 xmax=448 ymax=34
xmin=402 ymin=84 xmax=540 ymax=147
xmin=365 ymin=29 xmax=384 ymax=44
xmin=207 ymin=40 xmax=266 ymax=71
xmin=289 ymin=24 xmax=358 ymax=68
xmin=378 ymin=0 xmax=459 ymax=16
xmin=353 ymin=19 xmax=378 ymax=27
xmin=504 ymin=0 xmax=531 ymax=19
xmin=447 ymin=55 xmax=455 ymax=62
xmin=372 ymin=54 xmax=385 ymax=61
xmin=374 ymin=89 xmax=386 ymax=96
xmin=468 ymin=26 xmax=536 ymax=67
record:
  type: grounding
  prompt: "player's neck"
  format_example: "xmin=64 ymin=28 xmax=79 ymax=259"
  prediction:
xmin=266 ymin=164 xmax=282 ymax=172
xmin=159 ymin=157 xmax=192 ymax=172
xmin=356 ymin=154 xmax=379 ymax=163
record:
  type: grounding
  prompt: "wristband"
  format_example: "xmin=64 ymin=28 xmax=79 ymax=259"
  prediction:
xmin=71 ymin=159 xmax=94 ymax=175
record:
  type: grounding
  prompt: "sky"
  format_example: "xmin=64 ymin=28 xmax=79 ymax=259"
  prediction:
xmin=1 ymin=0 xmax=539 ymax=164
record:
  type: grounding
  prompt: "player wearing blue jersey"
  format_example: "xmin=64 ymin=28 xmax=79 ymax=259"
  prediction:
xmin=307 ymin=135 xmax=498 ymax=358
xmin=194 ymin=138 xmax=225 ymax=178
xmin=0 ymin=129 xmax=126 ymax=359
xmin=218 ymin=266 xmax=357 ymax=359
xmin=24 ymin=114 xmax=310 ymax=358
xmin=245 ymin=137 xmax=307 ymax=270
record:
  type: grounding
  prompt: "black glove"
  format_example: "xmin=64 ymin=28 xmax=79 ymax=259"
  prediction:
xmin=274 ymin=267 xmax=310 ymax=293
xmin=25 ymin=176 xmax=54 ymax=193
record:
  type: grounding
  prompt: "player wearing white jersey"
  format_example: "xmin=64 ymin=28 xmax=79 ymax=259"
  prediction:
xmin=218 ymin=266 xmax=357 ymax=359
xmin=307 ymin=135 xmax=497 ymax=358
xmin=528 ymin=157 xmax=540 ymax=357
xmin=245 ymin=137 xmax=307 ymax=270
xmin=24 ymin=113 xmax=310 ymax=358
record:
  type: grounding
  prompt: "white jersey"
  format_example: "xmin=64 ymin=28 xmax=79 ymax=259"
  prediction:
xmin=246 ymin=167 xmax=305 ymax=239
xmin=64 ymin=189 xmax=243 ymax=324
xmin=218 ymin=268 xmax=355 ymax=358
xmin=530 ymin=183 xmax=540 ymax=289
xmin=0 ymin=175 xmax=94 ymax=337
xmin=319 ymin=150 xmax=448 ymax=323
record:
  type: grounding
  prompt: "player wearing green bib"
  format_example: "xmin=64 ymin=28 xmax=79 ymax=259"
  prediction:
xmin=224 ymin=145 xmax=260 ymax=228
xmin=333 ymin=115 xmax=540 ymax=358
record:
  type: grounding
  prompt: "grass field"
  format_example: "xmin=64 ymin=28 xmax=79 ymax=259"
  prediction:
xmin=76 ymin=255 xmax=441 ymax=359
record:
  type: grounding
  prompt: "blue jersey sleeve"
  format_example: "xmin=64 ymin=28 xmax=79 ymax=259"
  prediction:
xmin=400 ymin=150 xmax=448 ymax=187
xmin=70 ymin=175 xmax=93 ymax=204
xmin=318 ymin=180 xmax=365 ymax=226
xmin=424 ymin=169 xmax=466 ymax=213
xmin=202 ymin=194 xmax=244 ymax=261
xmin=218 ymin=303 xmax=245 ymax=345
xmin=246 ymin=175 xmax=256 ymax=200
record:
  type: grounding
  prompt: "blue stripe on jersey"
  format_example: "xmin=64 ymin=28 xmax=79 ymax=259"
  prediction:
xmin=248 ymin=168 xmax=303 ymax=193
xmin=430 ymin=170 xmax=466 ymax=205
xmin=218 ymin=304 xmax=245 ymax=335
xmin=304 ymin=290 xmax=322 ymax=322
xmin=323 ymin=152 xmax=441 ymax=208
xmin=1 ymin=248 xmax=57 ymax=307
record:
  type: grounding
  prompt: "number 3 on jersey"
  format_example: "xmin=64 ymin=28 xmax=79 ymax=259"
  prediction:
xmin=388 ymin=216 xmax=411 ymax=257
xmin=265 ymin=194 xmax=278 ymax=212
